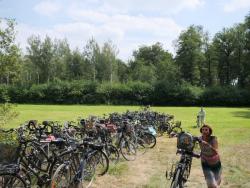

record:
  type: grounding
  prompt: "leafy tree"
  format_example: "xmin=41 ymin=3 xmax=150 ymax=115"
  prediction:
xmin=213 ymin=28 xmax=235 ymax=86
xmin=117 ymin=59 xmax=129 ymax=83
xmin=0 ymin=18 xmax=21 ymax=84
xmin=26 ymin=35 xmax=54 ymax=83
xmin=83 ymin=38 xmax=100 ymax=81
xmin=201 ymin=32 xmax=218 ymax=86
xmin=51 ymin=39 xmax=71 ymax=81
xmin=243 ymin=14 xmax=250 ymax=88
xmin=65 ymin=49 xmax=87 ymax=80
xmin=129 ymin=60 xmax=157 ymax=83
xmin=97 ymin=41 xmax=118 ymax=83
xmin=175 ymin=25 xmax=205 ymax=86
xmin=130 ymin=42 xmax=173 ymax=84
xmin=132 ymin=42 xmax=168 ymax=66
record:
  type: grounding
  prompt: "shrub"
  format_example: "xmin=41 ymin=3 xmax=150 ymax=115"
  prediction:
xmin=0 ymin=85 xmax=9 ymax=102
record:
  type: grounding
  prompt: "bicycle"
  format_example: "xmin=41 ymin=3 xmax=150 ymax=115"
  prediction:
xmin=0 ymin=128 xmax=30 ymax=188
xmin=51 ymin=141 xmax=108 ymax=188
xmin=115 ymin=121 xmax=137 ymax=161
xmin=166 ymin=132 xmax=200 ymax=188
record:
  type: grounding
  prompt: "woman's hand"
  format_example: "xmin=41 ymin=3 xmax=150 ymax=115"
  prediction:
xmin=201 ymin=140 xmax=218 ymax=154
xmin=201 ymin=140 xmax=209 ymax=145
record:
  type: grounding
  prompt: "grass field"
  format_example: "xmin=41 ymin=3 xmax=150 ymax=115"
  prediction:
xmin=4 ymin=105 xmax=250 ymax=187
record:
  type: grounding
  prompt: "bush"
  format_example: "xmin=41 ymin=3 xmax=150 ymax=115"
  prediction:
xmin=0 ymin=85 xmax=9 ymax=102
xmin=28 ymin=84 xmax=47 ymax=103
xmin=96 ymin=82 xmax=152 ymax=105
xmin=8 ymin=85 xmax=29 ymax=103
xmin=200 ymin=86 xmax=250 ymax=106
xmin=0 ymin=81 xmax=250 ymax=106
xmin=0 ymin=103 xmax=19 ymax=128
xmin=152 ymin=82 xmax=203 ymax=106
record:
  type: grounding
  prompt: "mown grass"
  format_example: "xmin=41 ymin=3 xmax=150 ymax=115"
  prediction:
xmin=6 ymin=105 xmax=250 ymax=143
xmin=3 ymin=105 xmax=250 ymax=187
xmin=108 ymin=162 xmax=129 ymax=176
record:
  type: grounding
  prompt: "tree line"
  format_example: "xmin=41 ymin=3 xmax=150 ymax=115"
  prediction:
xmin=0 ymin=13 xmax=250 ymax=106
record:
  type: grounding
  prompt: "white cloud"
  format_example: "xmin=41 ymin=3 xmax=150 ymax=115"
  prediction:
xmin=16 ymin=13 xmax=182 ymax=61
xmin=25 ymin=0 xmax=198 ymax=60
xmin=67 ymin=0 xmax=204 ymax=15
xmin=33 ymin=1 xmax=62 ymax=16
xmin=224 ymin=0 xmax=250 ymax=12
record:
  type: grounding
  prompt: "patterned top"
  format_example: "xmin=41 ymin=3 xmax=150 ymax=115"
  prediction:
xmin=200 ymin=136 xmax=220 ymax=165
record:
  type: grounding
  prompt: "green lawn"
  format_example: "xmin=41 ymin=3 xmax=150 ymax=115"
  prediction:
xmin=7 ymin=105 xmax=250 ymax=143
xmin=3 ymin=105 xmax=250 ymax=187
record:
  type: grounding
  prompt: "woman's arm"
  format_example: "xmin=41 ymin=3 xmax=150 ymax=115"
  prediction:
xmin=202 ymin=137 xmax=218 ymax=154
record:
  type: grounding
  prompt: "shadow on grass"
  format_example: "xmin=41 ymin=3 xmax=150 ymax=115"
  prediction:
xmin=231 ymin=109 xmax=250 ymax=119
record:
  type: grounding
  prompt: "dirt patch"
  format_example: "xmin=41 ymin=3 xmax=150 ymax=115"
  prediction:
xmin=91 ymin=136 xmax=249 ymax=187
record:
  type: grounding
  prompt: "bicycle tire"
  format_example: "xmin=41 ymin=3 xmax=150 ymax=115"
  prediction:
xmin=0 ymin=173 xmax=27 ymax=188
xmin=105 ymin=144 xmax=119 ymax=164
xmin=120 ymin=140 xmax=137 ymax=161
xmin=88 ymin=150 xmax=109 ymax=176
xmin=81 ymin=160 xmax=95 ymax=188
xmin=183 ymin=161 xmax=191 ymax=183
xmin=51 ymin=163 xmax=71 ymax=188
xmin=170 ymin=168 xmax=183 ymax=188
xmin=141 ymin=133 xmax=156 ymax=148
xmin=135 ymin=137 xmax=147 ymax=156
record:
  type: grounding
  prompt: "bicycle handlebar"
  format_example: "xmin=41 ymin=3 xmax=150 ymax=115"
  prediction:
xmin=176 ymin=149 xmax=200 ymax=158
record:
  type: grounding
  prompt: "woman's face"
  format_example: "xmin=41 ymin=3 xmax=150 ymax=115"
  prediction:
xmin=201 ymin=127 xmax=210 ymax=137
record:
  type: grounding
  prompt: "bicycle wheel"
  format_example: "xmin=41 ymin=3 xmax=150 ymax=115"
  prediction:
xmin=120 ymin=140 xmax=137 ymax=161
xmin=88 ymin=150 xmax=109 ymax=176
xmin=105 ymin=144 xmax=119 ymax=164
xmin=51 ymin=163 xmax=71 ymax=188
xmin=81 ymin=160 xmax=95 ymax=188
xmin=140 ymin=133 xmax=156 ymax=148
xmin=0 ymin=174 xmax=27 ymax=188
xmin=135 ymin=137 xmax=147 ymax=156
xmin=157 ymin=125 xmax=165 ymax=136
xmin=170 ymin=168 xmax=184 ymax=188
xmin=182 ymin=162 xmax=191 ymax=183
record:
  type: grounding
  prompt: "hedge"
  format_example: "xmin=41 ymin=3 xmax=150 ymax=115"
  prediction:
xmin=0 ymin=81 xmax=249 ymax=106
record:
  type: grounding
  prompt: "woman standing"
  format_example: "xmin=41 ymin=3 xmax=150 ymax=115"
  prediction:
xmin=200 ymin=124 xmax=222 ymax=188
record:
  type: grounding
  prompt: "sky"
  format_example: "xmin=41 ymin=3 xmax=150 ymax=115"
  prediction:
xmin=0 ymin=0 xmax=250 ymax=62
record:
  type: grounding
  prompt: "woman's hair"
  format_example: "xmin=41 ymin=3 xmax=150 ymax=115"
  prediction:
xmin=200 ymin=124 xmax=213 ymax=136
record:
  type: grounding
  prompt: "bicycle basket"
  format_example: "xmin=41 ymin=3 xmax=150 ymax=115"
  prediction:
xmin=0 ymin=131 xmax=20 ymax=165
xmin=177 ymin=132 xmax=194 ymax=151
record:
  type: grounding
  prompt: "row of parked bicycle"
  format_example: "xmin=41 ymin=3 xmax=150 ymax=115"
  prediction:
xmin=0 ymin=109 xmax=182 ymax=188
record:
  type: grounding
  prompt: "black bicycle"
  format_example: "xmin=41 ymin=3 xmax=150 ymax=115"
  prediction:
xmin=115 ymin=121 xmax=137 ymax=161
xmin=51 ymin=140 xmax=108 ymax=188
xmin=166 ymin=132 xmax=200 ymax=188
xmin=0 ymin=128 xmax=29 ymax=188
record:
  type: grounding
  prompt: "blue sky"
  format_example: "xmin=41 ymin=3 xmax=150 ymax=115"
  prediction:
xmin=0 ymin=0 xmax=250 ymax=61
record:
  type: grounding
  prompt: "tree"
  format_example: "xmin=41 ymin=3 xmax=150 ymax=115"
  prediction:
xmin=243 ymin=14 xmax=250 ymax=88
xmin=96 ymin=41 xmax=119 ymax=83
xmin=129 ymin=60 xmax=157 ymax=83
xmin=129 ymin=42 xmax=172 ymax=84
xmin=65 ymin=49 xmax=88 ymax=80
xmin=132 ymin=42 xmax=168 ymax=66
xmin=26 ymin=35 xmax=54 ymax=83
xmin=0 ymin=18 xmax=21 ymax=84
xmin=201 ymin=32 xmax=218 ymax=86
xmin=83 ymin=38 xmax=100 ymax=81
xmin=175 ymin=25 xmax=205 ymax=86
xmin=51 ymin=39 xmax=71 ymax=81
xmin=213 ymin=28 xmax=235 ymax=86
xmin=117 ymin=59 xmax=129 ymax=83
